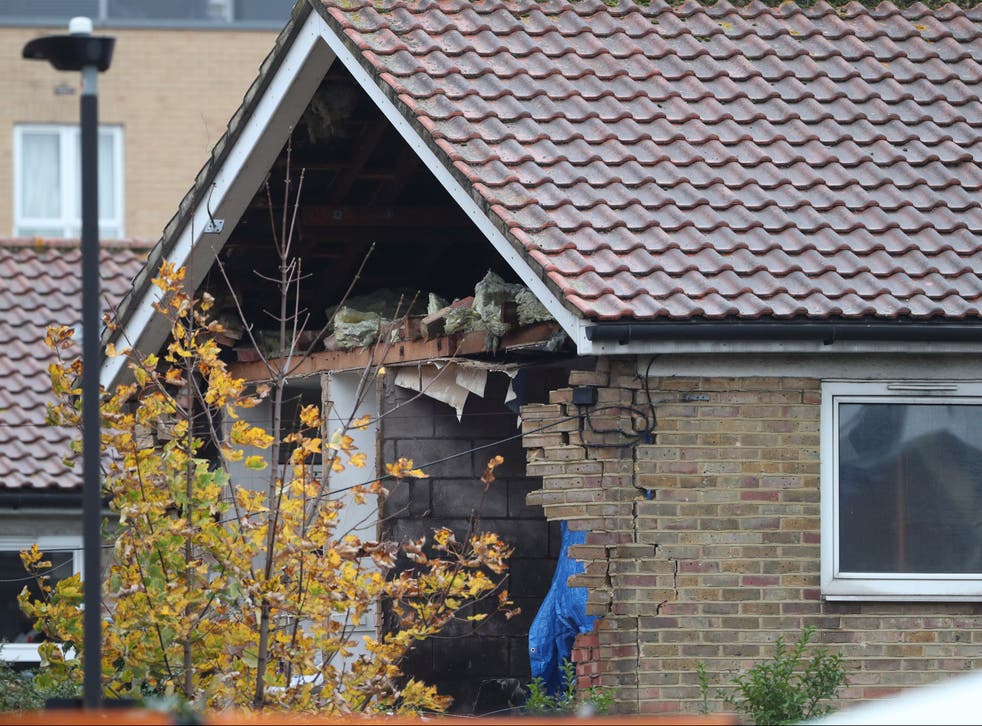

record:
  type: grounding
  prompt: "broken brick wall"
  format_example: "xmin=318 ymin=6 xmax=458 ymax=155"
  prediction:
xmin=522 ymin=356 xmax=982 ymax=716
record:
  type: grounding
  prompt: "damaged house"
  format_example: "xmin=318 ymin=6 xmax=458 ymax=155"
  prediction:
xmin=102 ymin=0 xmax=982 ymax=716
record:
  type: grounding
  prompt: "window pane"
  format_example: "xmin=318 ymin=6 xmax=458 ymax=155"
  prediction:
xmin=19 ymin=132 xmax=61 ymax=220
xmin=107 ymin=0 xmax=222 ymax=20
xmin=838 ymin=402 xmax=982 ymax=574
xmin=0 ymin=0 xmax=99 ymax=18
xmin=0 ymin=551 xmax=73 ymax=644
xmin=98 ymin=130 xmax=117 ymax=220
xmin=235 ymin=0 xmax=294 ymax=22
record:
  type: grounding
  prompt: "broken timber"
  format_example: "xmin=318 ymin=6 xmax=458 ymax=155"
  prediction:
xmin=228 ymin=321 xmax=561 ymax=383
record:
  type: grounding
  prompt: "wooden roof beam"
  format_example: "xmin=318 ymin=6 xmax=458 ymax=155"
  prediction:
xmin=228 ymin=322 xmax=560 ymax=382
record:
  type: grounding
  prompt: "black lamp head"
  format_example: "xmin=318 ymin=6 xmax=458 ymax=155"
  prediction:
xmin=23 ymin=33 xmax=114 ymax=72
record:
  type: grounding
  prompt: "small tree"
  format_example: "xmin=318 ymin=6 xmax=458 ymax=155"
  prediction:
xmin=21 ymin=262 xmax=516 ymax=713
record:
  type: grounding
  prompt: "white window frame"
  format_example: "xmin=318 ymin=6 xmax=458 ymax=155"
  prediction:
xmin=13 ymin=124 xmax=124 ymax=239
xmin=821 ymin=380 xmax=982 ymax=601
xmin=0 ymin=535 xmax=83 ymax=662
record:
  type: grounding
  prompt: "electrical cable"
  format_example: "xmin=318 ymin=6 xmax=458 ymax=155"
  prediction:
xmin=0 ymin=555 xmax=76 ymax=583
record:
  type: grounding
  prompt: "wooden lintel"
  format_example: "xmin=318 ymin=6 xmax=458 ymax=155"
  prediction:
xmin=229 ymin=322 xmax=561 ymax=382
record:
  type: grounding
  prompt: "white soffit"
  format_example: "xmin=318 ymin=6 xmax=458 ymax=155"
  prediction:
xmin=101 ymin=11 xmax=336 ymax=389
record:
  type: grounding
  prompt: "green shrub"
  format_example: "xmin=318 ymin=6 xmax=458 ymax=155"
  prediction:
xmin=700 ymin=626 xmax=847 ymax=725
xmin=525 ymin=658 xmax=614 ymax=716
xmin=0 ymin=645 xmax=80 ymax=712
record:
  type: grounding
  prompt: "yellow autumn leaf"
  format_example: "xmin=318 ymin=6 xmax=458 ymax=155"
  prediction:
xmin=433 ymin=528 xmax=454 ymax=547
xmin=299 ymin=404 xmax=321 ymax=429
xmin=230 ymin=420 xmax=274 ymax=449
xmin=244 ymin=455 xmax=267 ymax=471
xmin=349 ymin=452 xmax=367 ymax=468
xmin=385 ymin=457 xmax=427 ymax=479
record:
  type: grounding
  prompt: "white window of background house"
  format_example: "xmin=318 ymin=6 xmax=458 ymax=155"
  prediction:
xmin=13 ymin=124 xmax=124 ymax=240
xmin=0 ymin=536 xmax=82 ymax=662
xmin=821 ymin=380 xmax=982 ymax=601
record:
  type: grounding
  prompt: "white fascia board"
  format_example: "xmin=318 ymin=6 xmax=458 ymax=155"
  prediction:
xmin=312 ymin=20 xmax=588 ymax=351
xmin=101 ymin=13 xmax=336 ymax=389
xmin=638 ymin=352 xmax=982 ymax=380
xmin=584 ymin=338 xmax=982 ymax=357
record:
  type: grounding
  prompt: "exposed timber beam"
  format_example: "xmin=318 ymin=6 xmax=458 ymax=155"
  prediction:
xmin=229 ymin=322 xmax=561 ymax=382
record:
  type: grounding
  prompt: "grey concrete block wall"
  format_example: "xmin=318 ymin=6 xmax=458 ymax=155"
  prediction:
xmin=380 ymin=371 xmax=558 ymax=714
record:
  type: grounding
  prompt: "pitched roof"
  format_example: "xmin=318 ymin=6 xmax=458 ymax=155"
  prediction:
xmin=0 ymin=239 xmax=151 ymax=491
xmin=318 ymin=0 xmax=982 ymax=321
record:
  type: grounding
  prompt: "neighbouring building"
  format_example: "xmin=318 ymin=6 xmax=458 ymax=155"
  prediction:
xmin=0 ymin=237 xmax=150 ymax=663
xmin=0 ymin=1 xmax=293 ymax=241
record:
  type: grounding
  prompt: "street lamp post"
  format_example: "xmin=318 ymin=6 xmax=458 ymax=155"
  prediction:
xmin=23 ymin=18 xmax=115 ymax=710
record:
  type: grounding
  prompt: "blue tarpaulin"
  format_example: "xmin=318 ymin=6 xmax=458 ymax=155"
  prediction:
xmin=528 ymin=521 xmax=598 ymax=695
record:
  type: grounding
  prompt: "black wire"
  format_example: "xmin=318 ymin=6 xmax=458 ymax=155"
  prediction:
xmin=581 ymin=403 xmax=654 ymax=447
xmin=0 ymin=555 xmax=76 ymax=583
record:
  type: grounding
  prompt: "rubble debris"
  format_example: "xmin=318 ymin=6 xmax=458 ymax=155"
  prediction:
xmin=516 ymin=288 xmax=553 ymax=326
xmin=443 ymin=299 xmax=480 ymax=335
xmin=473 ymin=271 xmax=523 ymax=337
xmin=427 ymin=293 xmax=448 ymax=316
xmin=325 ymin=288 xmax=426 ymax=349
xmin=227 ymin=274 xmax=557 ymax=361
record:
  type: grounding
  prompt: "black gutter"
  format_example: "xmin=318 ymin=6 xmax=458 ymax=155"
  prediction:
xmin=586 ymin=321 xmax=982 ymax=345
xmin=0 ymin=490 xmax=85 ymax=509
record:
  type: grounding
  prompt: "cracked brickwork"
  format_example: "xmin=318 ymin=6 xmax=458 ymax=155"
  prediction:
xmin=522 ymin=357 xmax=982 ymax=716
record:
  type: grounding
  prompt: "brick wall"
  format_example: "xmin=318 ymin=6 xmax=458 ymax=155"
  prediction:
xmin=380 ymin=372 xmax=559 ymax=714
xmin=522 ymin=356 xmax=982 ymax=716
xmin=0 ymin=26 xmax=275 ymax=240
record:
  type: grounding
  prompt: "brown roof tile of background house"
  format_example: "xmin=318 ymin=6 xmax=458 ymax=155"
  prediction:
xmin=0 ymin=239 xmax=151 ymax=491
xmin=319 ymin=0 xmax=982 ymax=321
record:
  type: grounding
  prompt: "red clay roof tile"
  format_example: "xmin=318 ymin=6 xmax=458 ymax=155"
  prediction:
xmin=323 ymin=0 xmax=981 ymax=322
xmin=0 ymin=239 xmax=150 ymax=491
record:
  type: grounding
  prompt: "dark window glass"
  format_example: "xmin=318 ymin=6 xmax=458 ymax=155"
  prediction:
xmin=234 ymin=0 xmax=294 ymax=22
xmin=106 ymin=0 xmax=220 ymax=21
xmin=838 ymin=402 xmax=982 ymax=574
xmin=0 ymin=551 xmax=73 ymax=645
xmin=0 ymin=0 xmax=99 ymax=18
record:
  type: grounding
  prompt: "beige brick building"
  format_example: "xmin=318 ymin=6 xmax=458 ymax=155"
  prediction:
xmin=0 ymin=23 xmax=279 ymax=241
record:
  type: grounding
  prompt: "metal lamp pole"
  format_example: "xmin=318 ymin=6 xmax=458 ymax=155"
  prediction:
xmin=23 ymin=18 xmax=115 ymax=710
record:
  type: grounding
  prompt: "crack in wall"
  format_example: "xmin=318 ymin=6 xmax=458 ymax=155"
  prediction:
xmin=655 ymin=558 xmax=680 ymax=615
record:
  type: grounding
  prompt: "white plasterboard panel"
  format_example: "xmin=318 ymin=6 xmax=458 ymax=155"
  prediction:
xmin=101 ymin=13 xmax=336 ymax=388
xmin=393 ymin=363 xmax=471 ymax=420
xmin=322 ymin=370 xmax=379 ymax=540
xmin=454 ymin=365 xmax=489 ymax=397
